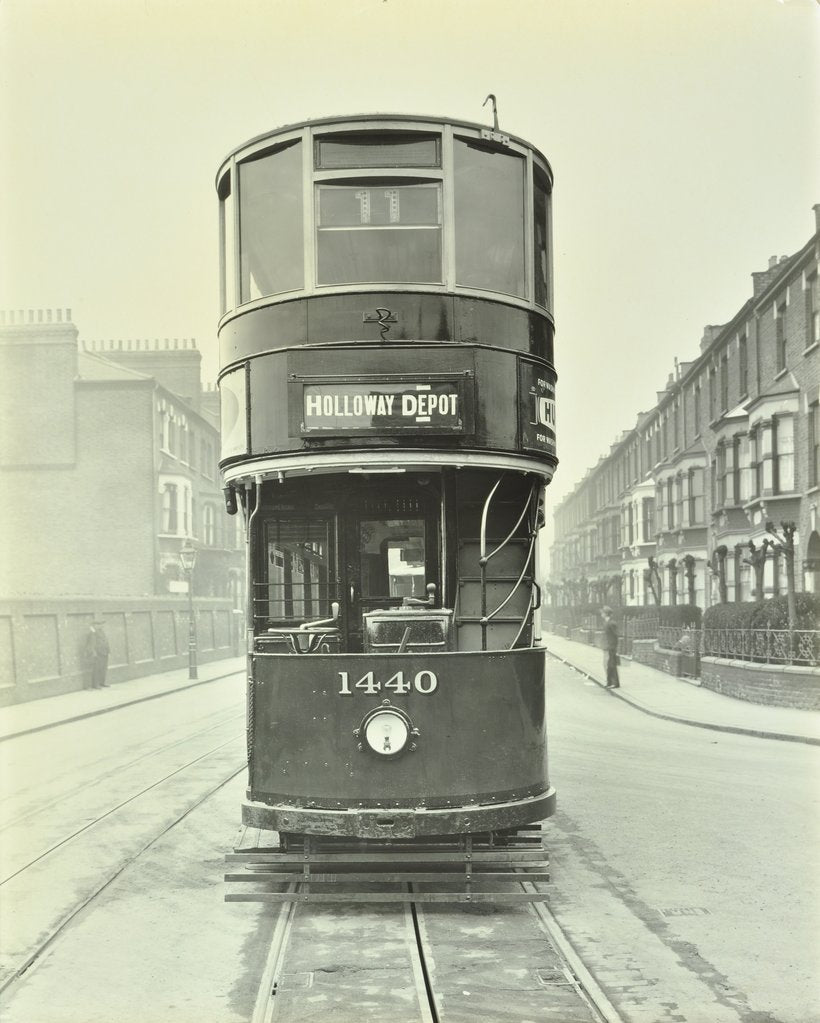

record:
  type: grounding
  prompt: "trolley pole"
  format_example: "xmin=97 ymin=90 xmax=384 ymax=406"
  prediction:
xmin=180 ymin=540 xmax=199 ymax=680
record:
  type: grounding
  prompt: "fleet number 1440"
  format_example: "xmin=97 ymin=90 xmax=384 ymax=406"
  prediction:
xmin=337 ymin=670 xmax=438 ymax=696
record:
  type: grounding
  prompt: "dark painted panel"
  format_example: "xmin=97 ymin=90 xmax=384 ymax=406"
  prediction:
xmin=219 ymin=293 xmax=554 ymax=371
xmin=219 ymin=300 xmax=308 ymax=366
xmin=249 ymin=648 xmax=548 ymax=807
xmin=307 ymin=293 xmax=454 ymax=344
xmin=473 ymin=348 xmax=519 ymax=448
xmin=245 ymin=345 xmax=556 ymax=463
xmin=455 ymin=297 xmax=531 ymax=351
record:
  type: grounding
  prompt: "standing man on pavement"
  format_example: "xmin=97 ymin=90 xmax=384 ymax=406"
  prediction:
xmin=600 ymin=606 xmax=620 ymax=688
xmin=86 ymin=618 xmax=110 ymax=689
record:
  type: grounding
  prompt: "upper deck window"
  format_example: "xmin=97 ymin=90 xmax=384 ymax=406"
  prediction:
xmin=239 ymin=140 xmax=303 ymax=301
xmin=454 ymin=139 xmax=525 ymax=299
xmin=533 ymin=166 xmax=550 ymax=308
xmin=315 ymin=133 xmax=440 ymax=169
xmin=316 ymin=181 xmax=442 ymax=285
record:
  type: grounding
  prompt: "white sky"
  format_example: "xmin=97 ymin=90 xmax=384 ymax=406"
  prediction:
xmin=1 ymin=0 xmax=818 ymax=521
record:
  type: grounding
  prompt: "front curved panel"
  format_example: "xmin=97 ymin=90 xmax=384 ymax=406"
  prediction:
xmin=219 ymin=294 xmax=554 ymax=368
xmin=248 ymin=648 xmax=549 ymax=809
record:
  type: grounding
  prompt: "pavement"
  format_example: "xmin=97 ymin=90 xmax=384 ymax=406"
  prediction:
xmin=542 ymin=631 xmax=820 ymax=746
xmin=2 ymin=640 xmax=818 ymax=747
xmin=0 ymin=656 xmax=246 ymax=742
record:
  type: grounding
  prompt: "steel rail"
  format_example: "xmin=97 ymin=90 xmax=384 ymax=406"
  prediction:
xmin=249 ymin=884 xmax=299 ymax=1023
xmin=250 ymin=885 xmax=439 ymax=1023
xmin=0 ymin=710 xmax=245 ymax=833
xmin=0 ymin=732 xmax=245 ymax=886
xmin=522 ymin=879 xmax=626 ymax=1023
xmin=407 ymin=892 xmax=440 ymax=1023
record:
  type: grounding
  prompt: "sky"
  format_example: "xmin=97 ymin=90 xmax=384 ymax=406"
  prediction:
xmin=1 ymin=0 xmax=818 ymax=526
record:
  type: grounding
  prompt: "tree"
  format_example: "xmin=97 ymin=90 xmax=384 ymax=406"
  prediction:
xmin=668 ymin=557 xmax=678 ymax=606
xmin=766 ymin=521 xmax=798 ymax=630
xmin=743 ymin=538 xmax=771 ymax=602
xmin=645 ymin=557 xmax=662 ymax=607
xmin=682 ymin=554 xmax=697 ymax=605
xmin=711 ymin=545 xmax=728 ymax=604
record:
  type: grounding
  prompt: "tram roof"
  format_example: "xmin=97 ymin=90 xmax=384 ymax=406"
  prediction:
xmin=216 ymin=113 xmax=553 ymax=184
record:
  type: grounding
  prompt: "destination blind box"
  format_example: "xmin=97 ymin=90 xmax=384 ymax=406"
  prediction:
xmin=289 ymin=372 xmax=475 ymax=437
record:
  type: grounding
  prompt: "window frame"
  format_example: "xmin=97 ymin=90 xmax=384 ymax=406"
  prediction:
xmin=217 ymin=118 xmax=554 ymax=318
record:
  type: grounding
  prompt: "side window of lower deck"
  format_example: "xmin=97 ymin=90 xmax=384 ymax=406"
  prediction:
xmin=261 ymin=517 xmax=336 ymax=624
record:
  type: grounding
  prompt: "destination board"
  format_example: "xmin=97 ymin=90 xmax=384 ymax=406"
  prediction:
xmin=297 ymin=377 xmax=469 ymax=436
xmin=519 ymin=359 xmax=557 ymax=457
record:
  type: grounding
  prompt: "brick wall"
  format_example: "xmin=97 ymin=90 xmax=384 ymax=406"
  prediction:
xmin=0 ymin=318 xmax=78 ymax=468
xmin=631 ymin=638 xmax=700 ymax=679
xmin=700 ymin=656 xmax=820 ymax=711
xmin=0 ymin=597 xmax=241 ymax=706
xmin=0 ymin=380 xmax=158 ymax=598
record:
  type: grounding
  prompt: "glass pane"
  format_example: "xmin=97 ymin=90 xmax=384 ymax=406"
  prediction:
xmin=760 ymin=423 xmax=773 ymax=457
xmin=317 ymin=183 xmax=442 ymax=285
xmin=316 ymin=133 xmax=440 ymax=169
xmin=359 ymin=518 xmax=426 ymax=600
xmin=219 ymin=173 xmax=235 ymax=313
xmin=219 ymin=366 xmax=247 ymax=459
xmin=454 ymin=140 xmax=525 ymax=298
xmin=533 ymin=167 xmax=549 ymax=307
xmin=778 ymin=455 xmax=795 ymax=492
xmin=265 ymin=519 xmax=331 ymax=621
xmin=777 ymin=416 xmax=794 ymax=454
xmin=239 ymin=141 xmax=303 ymax=302
xmin=319 ymin=185 xmax=439 ymax=227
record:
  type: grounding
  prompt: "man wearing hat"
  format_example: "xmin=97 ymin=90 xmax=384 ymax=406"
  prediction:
xmin=86 ymin=618 xmax=110 ymax=689
xmin=600 ymin=606 xmax=620 ymax=688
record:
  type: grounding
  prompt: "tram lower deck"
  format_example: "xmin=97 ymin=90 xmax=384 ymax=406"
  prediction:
xmin=242 ymin=467 xmax=555 ymax=839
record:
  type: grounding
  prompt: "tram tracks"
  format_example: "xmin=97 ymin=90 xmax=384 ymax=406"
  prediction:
xmin=0 ymin=729 xmax=244 ymax=885
xmin=0 ymin=709 xmax=245 ymax=834
xmin=0 ymin=720 xmax=247 ymax=995
xmin=249 ymin=877 xmax=618 ymax=1023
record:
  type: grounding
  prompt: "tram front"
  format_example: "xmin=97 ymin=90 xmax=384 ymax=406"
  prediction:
xmin=217 ymin=114 xmax=558 ymax=842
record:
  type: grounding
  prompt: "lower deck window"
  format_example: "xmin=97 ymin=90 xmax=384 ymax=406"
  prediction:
xmin=262 ymin=518 xmax=334 ymax=622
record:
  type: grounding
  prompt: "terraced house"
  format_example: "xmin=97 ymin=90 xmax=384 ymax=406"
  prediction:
xmin=550 ymin=204 xmax=820 ymax=611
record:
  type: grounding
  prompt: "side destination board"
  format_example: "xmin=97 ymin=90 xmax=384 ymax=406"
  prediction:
xmin=519 ymin=359 xmax=556 ymax=457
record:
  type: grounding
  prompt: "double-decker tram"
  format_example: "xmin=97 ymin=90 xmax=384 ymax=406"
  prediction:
xmin=218 ymin=113 xmax=558 ymax=901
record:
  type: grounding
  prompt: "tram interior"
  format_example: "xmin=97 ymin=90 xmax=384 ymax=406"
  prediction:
xmin=252 ymin=469 xmax=540 ymax=654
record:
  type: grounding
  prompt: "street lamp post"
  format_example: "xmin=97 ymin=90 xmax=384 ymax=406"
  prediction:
xmin=179 ymin=540 xmax=198 ymax=680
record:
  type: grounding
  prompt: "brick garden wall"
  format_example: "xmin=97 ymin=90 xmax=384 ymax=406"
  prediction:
xmin=700 ymin=656 xmax=819 ymax=711
xmin=629 ymin=638 xmax=700 ymax=679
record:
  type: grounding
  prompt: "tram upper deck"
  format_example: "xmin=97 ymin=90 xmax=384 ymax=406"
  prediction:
xmin=216 ymin=114 xmax=556 ymax=484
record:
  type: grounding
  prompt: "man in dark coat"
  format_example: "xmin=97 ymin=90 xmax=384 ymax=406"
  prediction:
xmin=601 ymin=606 xmax=620 ymax=688
xmin=86 ymin=619 xmax=110 ymax=689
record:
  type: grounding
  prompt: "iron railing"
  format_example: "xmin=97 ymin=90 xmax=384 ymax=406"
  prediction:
xmin=625 ymin=617 xmax=661 ymax=641
xmin=700 ymin=628 xmax=819 ymax=667
xmin=658 ymin=625 xmax=697 ymax=651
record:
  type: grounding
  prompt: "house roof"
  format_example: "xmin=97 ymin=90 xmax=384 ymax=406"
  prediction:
xmin=76 ymin=349 xmax=153 ymax=383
